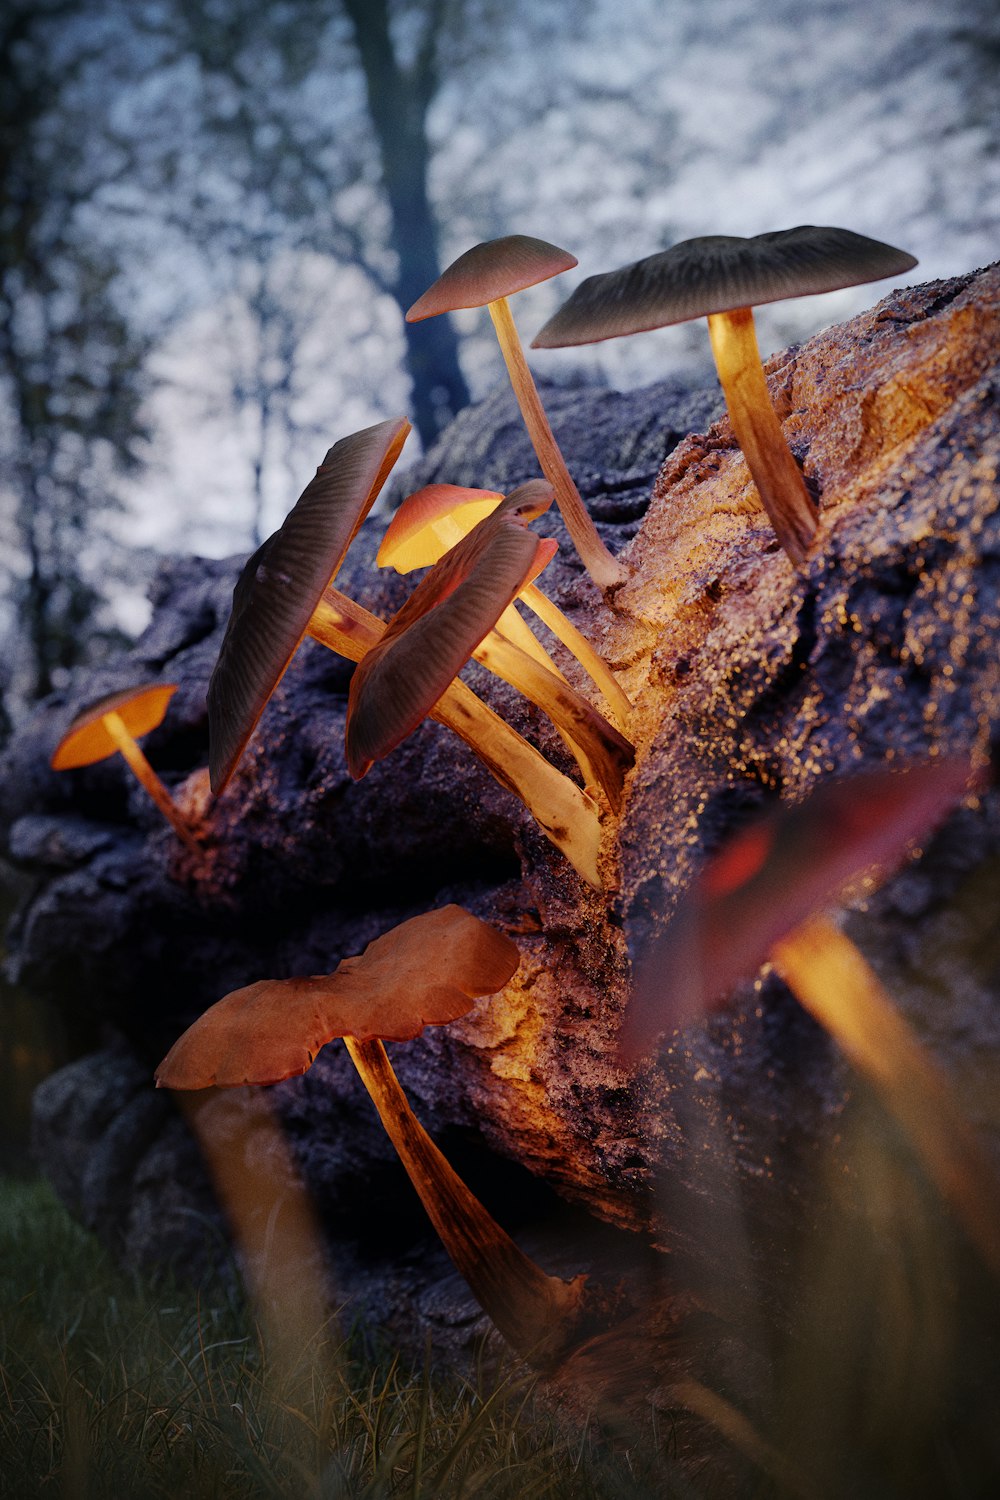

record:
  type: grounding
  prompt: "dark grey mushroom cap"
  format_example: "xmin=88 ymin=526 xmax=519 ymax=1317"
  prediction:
xmin=207 ymin=417 xmax=410 ymax=793
xmin=532 ymin=226 xmax=918 ymax=347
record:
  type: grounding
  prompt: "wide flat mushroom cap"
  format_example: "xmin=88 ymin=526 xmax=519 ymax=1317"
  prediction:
xmin=406 ymin=235 xmax=578 ymax=321
xmin=156 ymin=905 xmax=521 ymax=1088
xmin=207 ymin=416 xmax=410 ymax=793
xmin=378 ymin=485 xmax=503 ymax=573
xmin=533 ymin=226 xmax=919 ymax=346
xmin=51 ymin=683 xmax=179 ymax=770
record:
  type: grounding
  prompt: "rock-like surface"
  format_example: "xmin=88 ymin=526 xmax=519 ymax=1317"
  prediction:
xmin=6 ymin=267 xmax=1000 ymax=1386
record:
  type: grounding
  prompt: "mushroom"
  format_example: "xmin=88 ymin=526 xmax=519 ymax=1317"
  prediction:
xmin=50 ymin=682 xmax=201 ymax=854
xmin=156 ymin=905 xmax=587 ymax=1366
xmin=406 ymin=235 xmax=626 ymax=592
xmin=209 ymin=424 xmax=604 ymax=887
xmin=349 ymin=481 xmax=634 ymax=811
xmin=533 ymin=226 xmax=918 ymax=565
xmin=620 ymin=758 xmax=1000 ymax=1276
xmin=378 ymin=482 xmax=632 ymax=732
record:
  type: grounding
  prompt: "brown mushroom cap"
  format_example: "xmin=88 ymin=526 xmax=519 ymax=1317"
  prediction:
xmin=207 ymin=417 xmax=410 ymax=793
xmin=51 ymin=683 xmax=179 ymax=770
xmin=156 ymin=905 xmax=520 ymax=1089
xmin=621 ymin=758 xmax=974 ymax=1060
xmin=532 ymin=226 xmax=918 ymax=347
xmin=406 ymin=235 xmax=577 ymax=322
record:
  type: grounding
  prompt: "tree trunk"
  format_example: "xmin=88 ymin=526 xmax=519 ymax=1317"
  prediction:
xmin=342 ymin=0 xmax=470 ymax=448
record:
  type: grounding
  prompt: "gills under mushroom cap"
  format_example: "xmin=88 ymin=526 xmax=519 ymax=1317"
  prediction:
xmin=406 ymin=235 xmax=577 ymax=322
xmin=208 ymin=417 xmax=410 ymax=793
xmin=51 ymin=683 xmax=179 ymax=770
xmin=532 ymin=226 xmax=919 ymax=346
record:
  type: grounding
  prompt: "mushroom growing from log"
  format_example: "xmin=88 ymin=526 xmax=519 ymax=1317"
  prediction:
xmin=533 ymin=226 xmax=918 ymax=565
xmin=156 ymin=905 xmax=587 ymax=1367
xmin=406 ymin=235 xmax=626 ymax=592
xmin=208 ymin=424 xmax=604 ymax=886
xmin=378 ymin=482 xmax=633 ymax=732
xmin=620 ymin=758 xmax=1000 ymax=1277
xmin=349 ymin=481 xmax=634 ymax=812
xmin=51 ymin=682 xmax=201 ymax=854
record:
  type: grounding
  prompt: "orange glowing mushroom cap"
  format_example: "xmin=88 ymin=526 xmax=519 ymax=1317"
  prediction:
xmin=378 ymin=485 xmax=504 ymax=573
xmin=406 ymin=235 xmax=577 ymax=322
xmin=621 ymin=757 xmax=976 ymax=1060
xmin=51 ymin=683 xmax=179 ymax=770
xmin=156 ymin=905 xmax=520 ymax=1089
xmin=207 ymin=417 xmax=411 ymax=794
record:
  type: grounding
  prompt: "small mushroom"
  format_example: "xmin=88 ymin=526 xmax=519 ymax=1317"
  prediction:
xmin=378 ymin=483 xmax=632 ymax=731
xmin=209 ymin=425 xmax=603 ymax=887
xmin=533 ymin=226 xmax=918 ymax=565
xmin=50 ymin=682 xmax=201 ymax=854
xmin=406 ymin=235 xmax=626 ymax=592
xmin=620 ymin=759 xmax=1000 ymax=1276
xmin=350 ymin=482 xmax=634 ymax=810
xmin=156 ymin=906 xmax=587 ymax=1365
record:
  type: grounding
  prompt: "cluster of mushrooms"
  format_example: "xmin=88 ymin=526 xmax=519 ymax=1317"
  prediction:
xmin=51 ymin=226 xmax=1000 ymax=1377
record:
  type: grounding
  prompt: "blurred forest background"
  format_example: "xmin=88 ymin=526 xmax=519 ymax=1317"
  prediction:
xmin=1 ymin=0 xmax=998 ymax=732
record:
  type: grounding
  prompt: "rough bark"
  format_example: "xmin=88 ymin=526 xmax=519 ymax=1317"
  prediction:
xmin=5 ymin=266 xmax=1000 ymax=1400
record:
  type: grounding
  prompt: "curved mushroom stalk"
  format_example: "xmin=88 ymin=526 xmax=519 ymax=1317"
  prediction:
xmin=771 ymin=915 xmax=1000 ymax=1280
xmin=51 ymin=683 xmax=201 ymax=855
xmin=156 ymin=907 xmax=589 ymax=1369
xmin=707 ymin=307 xmax=817 ymax=564
xmin=379 ymin=483 xmax=632 ymax=731
xmin=101 ymin=711 xmax=202 ymax=855
xmin=309 ymin=590 xmax=604 ymax=889
xmin=345 ymin=1036 xmax=586 ymax=1364
xmin=406 ymin=236 xmax=627 ymax=593
xmin=487 ymin=296 xmax=626 ymax=591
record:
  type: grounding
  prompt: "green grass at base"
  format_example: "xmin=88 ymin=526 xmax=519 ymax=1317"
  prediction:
xmin=0 ymin=1176 xmax=685 ymax=1499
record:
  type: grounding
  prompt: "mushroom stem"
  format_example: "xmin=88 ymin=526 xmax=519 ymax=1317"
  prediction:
xmin=706 ymin=307 xmax=819 ymax=566
xmin=487 ymin=297 xmax=626 ymax=592
xmin=308 ymin=592 xmax=603 ymax=889
xmin=770 ymin=915 xmax=1000 ymax=1278
xmin=343 ymin=1035 xmax=585 ymax=1365
xmin=519 ymin=582 xmax=632 ymax=732
xmin=101 ymin=710 xmax=201 ymax=854
xmin=472 ymin=631 xmax=633 ymax=812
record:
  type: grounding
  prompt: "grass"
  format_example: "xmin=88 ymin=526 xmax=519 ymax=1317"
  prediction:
xmin=0 ymin=1175 xmax=688 ymax=1499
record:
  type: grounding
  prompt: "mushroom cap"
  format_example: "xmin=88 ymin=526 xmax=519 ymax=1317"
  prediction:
xmin=377 ymin=485 xmax=504 ymax=573
xmin=406 ymin=235 xmax=577 ymax=322
xmin=156 ymin=905 xmax=521 ymax=1088
xmin=532 ymin=226 xmax=919 ymax=347
xmin=346 ymin=481 xmax=557 ymax=779
xmin=51 ymin=683 xmax=179 ymax=770
xmin=620 ymin=757 xmax=974 ymax=1060
xmin=207 ymin=417 xmax=410 ymax=793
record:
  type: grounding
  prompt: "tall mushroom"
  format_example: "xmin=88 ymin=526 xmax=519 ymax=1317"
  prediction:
xmin=533 ymin=226 xmax=918 ymax=566
xmin=378 ymin=483 xmax=632 ymax=732
xmin=51 ymin=683 xmax=201 ymax=855
xmin=406 ymin=235 xmax=626 ymax=592
xmin=348 ymin=482 xmax=634 ymax=812
xmin=620 ymin=759 xmax=1000 ymax=1277
xmin=209 ymin=423 xmax=604 ymax=887
xmin=156 ymin=905 xmax=587 ymax=1367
